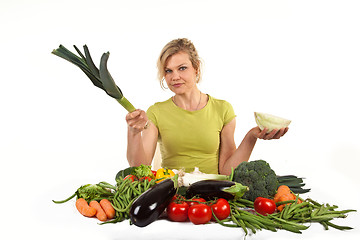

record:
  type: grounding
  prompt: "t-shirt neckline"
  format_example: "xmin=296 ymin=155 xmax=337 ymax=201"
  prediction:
xmin=170 ymin=94 xmax=211 ymax=113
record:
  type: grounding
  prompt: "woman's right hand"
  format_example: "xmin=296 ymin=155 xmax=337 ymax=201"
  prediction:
xmin=125 ymin=109 xmax=149 ymax=134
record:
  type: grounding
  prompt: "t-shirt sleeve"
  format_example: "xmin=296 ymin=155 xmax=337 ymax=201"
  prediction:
xmin=223 ymin=101 xmax=236 ymax=125
xmin=146 ymin=104 xmax=158 ymax=128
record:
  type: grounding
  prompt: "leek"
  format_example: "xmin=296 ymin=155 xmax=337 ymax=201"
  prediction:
xmin=174 ymin=167 xmax=229 ymax=187
xmin=52 ymin=45 xmax=136 ymax=112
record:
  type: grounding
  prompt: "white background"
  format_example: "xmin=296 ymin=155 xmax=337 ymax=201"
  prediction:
xmin=1 ymin=0 xmax=359 ymax=239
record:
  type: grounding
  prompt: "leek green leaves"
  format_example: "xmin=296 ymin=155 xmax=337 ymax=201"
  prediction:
xmin=52 ymin=45 xmax=136 ymax=112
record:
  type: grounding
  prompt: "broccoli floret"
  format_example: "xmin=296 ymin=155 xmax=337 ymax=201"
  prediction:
xmin=232 ymin=160 xmax=279 ymax=201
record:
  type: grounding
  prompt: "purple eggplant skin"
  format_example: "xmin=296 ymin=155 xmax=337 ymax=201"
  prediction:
xmin=129 ymin=178 xmax=177 ymax=227
xmin=185 ymin=180 xmax=236 ymax=200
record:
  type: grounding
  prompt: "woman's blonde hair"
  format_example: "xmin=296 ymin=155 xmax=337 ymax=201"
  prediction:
xmin=157 ymin=38 xmax=202 ymax=89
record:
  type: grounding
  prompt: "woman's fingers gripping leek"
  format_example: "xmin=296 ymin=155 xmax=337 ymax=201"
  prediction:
xmin=126 ymin=110 xmax=150 ymax=133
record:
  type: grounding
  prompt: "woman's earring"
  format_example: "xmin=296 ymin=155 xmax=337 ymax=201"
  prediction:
xmin=161 ymin=78 xmax=168 ymax=89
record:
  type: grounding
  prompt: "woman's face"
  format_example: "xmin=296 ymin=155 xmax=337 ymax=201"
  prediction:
xmin=164 ymin=51 xmax=198 ymax=95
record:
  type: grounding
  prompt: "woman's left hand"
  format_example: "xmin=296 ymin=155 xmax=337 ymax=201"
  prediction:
xmin=252 ymin=127 xmax=288 ymax=140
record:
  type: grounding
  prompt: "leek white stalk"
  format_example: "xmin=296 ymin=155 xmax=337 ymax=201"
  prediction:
xmin=174 ymin=168 xmax=229 ymax=187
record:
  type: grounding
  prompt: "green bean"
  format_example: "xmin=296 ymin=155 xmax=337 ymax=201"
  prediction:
xmin=98 ymin=181 xmax=117 ymax=190
xmin=230 ymin=213 xmax=248 ymax=235
xmin=311 ymin=214 xmax=346 ymax=221
xmin=137 ymin=183 xmax=144 ymax=194
xmin=234 ymin=198 xmax=254 ymax=208
xmin=117 ymin=178 xmax=131 ymax=194
xmin=126 ymin=187 xmax=132 ymax=199
xmin=325 ymin=221 xmax=353 ymax=230
xmin=100 ymin=216 xmax=124 ymax=225
xmin=229 ymin=201 xmax=246 ymax=209
xmin=280 ymin=223 xmax=303 ymax=234
xmin=311 ymin=207 xmax=320 ymax=217
xmin=143 ymin=178 xmax=148 ymax=190
xmin=243 ymin=221 xmax=257 ymax=234
xmin=292 ymin=205 xmax=311 ymax=214
xmin=289 ymin=202 xmax=309 ymax=213
xmin=114 ymin=198 xmax=136 ymax=213
xmin=129 ymin=182 xmax=140 ymax=195
xmin=52 ymin=192 xmax=77 ymax=204
xmin=317 ymin=205 xmax=328 ymax=216
xmin=276 ymin=200 xmax=296 ymax=206
xmin=320 ymin=221 xmax=329 ymax=230
xmin=233 ymin=213 xmax=268 ymax=229
xmin=211 ymin=209 xmax=238 ymax=228
xmin=306 ymin=198 xmax=321 ymax=207
xmin=323 ymin=209 xmax=356 ymax=215
xmin=282 ymin=203 xmax=292 ymax=219
xmin=269 ymin=215 xmax=309 ymax=230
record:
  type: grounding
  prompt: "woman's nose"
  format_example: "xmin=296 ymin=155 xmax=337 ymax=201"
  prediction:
xmin=172 ymin=70 xmax=180 ymax=80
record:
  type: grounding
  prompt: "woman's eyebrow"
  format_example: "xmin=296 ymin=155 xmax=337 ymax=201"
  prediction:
xmin=166 ymin=63 xmax=187 ymax=70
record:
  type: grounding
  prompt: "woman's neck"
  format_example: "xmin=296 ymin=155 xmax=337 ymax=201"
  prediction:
xmin=173 ymin=90 xmax=203 ymax=111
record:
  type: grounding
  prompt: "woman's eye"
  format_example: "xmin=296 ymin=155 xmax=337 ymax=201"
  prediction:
xmin=165 ymin=69 xmax=172 ymax=74
xmin=179 ymin=66 xmax=187 ymax=71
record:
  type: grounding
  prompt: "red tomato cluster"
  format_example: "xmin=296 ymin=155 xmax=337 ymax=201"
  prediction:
xmin=166 ymin=195 xmax=230 ymax=225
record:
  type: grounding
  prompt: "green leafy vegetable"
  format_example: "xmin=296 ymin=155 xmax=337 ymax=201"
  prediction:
xmin=52 ymin=45 xmax=136 ymax=112
xmin=133 ymin=164 xmax=153 ymax=178
xmin=115 ymin=165 xmax=154 ymax=181
xmin=52 ymin=182 xmax=114 ymax=204
xmin=76 ymin=184 xmax=113 ymax=202
xmin=254 ymin=112 xmax=291 ymax=133
xmin=115 ymin=166 xmax=137 ymax=180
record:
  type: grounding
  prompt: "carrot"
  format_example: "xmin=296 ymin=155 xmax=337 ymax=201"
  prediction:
xmin=100 ymin=199 xmax=115 ymax=219
xmin=89 ymin=200 xmax=108 ymax=222
xmin=274 ymin=185 xmax=302 ymax=211
xmin=76 ymin=198 xmax=96 ymax=217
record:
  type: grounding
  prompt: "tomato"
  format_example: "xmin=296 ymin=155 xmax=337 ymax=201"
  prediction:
xmin=188 ymin=204 xmax=212 ymax=225
xmin=166 ymin=201 xmax=189 ymax=222
xmin=124 ymin=175 xmax=137 ymax=182
xmin=188 ymin=198 xmax=207 ymax=207
xmin=211 ymin=198 xmax=230 ymax=220
xmin=171 ymin=194 xmax=186 ymax=202
xmin=254 ymin=197 xmax=276 ymax=216
xmin=139 ymin=176 xmax=152 ymax=182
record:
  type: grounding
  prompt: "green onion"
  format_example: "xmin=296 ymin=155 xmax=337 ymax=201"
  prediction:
xmin=52 ymin=45 xmax=136 ymax=112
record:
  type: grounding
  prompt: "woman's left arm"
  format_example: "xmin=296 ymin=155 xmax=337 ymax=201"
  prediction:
xmin=218 ymin=118 xmax=288 ymax=175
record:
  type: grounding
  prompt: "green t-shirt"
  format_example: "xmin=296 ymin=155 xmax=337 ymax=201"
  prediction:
xmin=147 ymin=95 xmax=236 ymax=174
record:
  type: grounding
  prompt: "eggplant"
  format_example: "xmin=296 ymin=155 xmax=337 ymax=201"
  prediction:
xmin=129 ymin=178 xmax=177 ymax=227
xmin=185 ymin=180 xmax=249 ymax=200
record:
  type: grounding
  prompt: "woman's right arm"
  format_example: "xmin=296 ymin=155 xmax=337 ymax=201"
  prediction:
xmin=126 ymin=109 xmax=158 ymax=167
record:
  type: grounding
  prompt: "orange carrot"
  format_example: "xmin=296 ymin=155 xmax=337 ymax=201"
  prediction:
xmin=76 ymin=198 xmax=97 ymax=217
xmin=89 ymin=200 xmax=107 ymax=222
xmin=100 ymin=199 xmax=115 ymax=219
xmin=274 ymin=185 xmax=302 ymax=211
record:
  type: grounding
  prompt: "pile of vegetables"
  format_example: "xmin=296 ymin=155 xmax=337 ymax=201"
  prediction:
xmin=53 ymin=161 xmax=356 ymax=236
xmin=232 ymin=160 xmax=310 ymax=202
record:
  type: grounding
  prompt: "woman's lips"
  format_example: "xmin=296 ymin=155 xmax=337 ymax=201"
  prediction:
xmin=172 ymin=83 xmax=183 ymax=88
